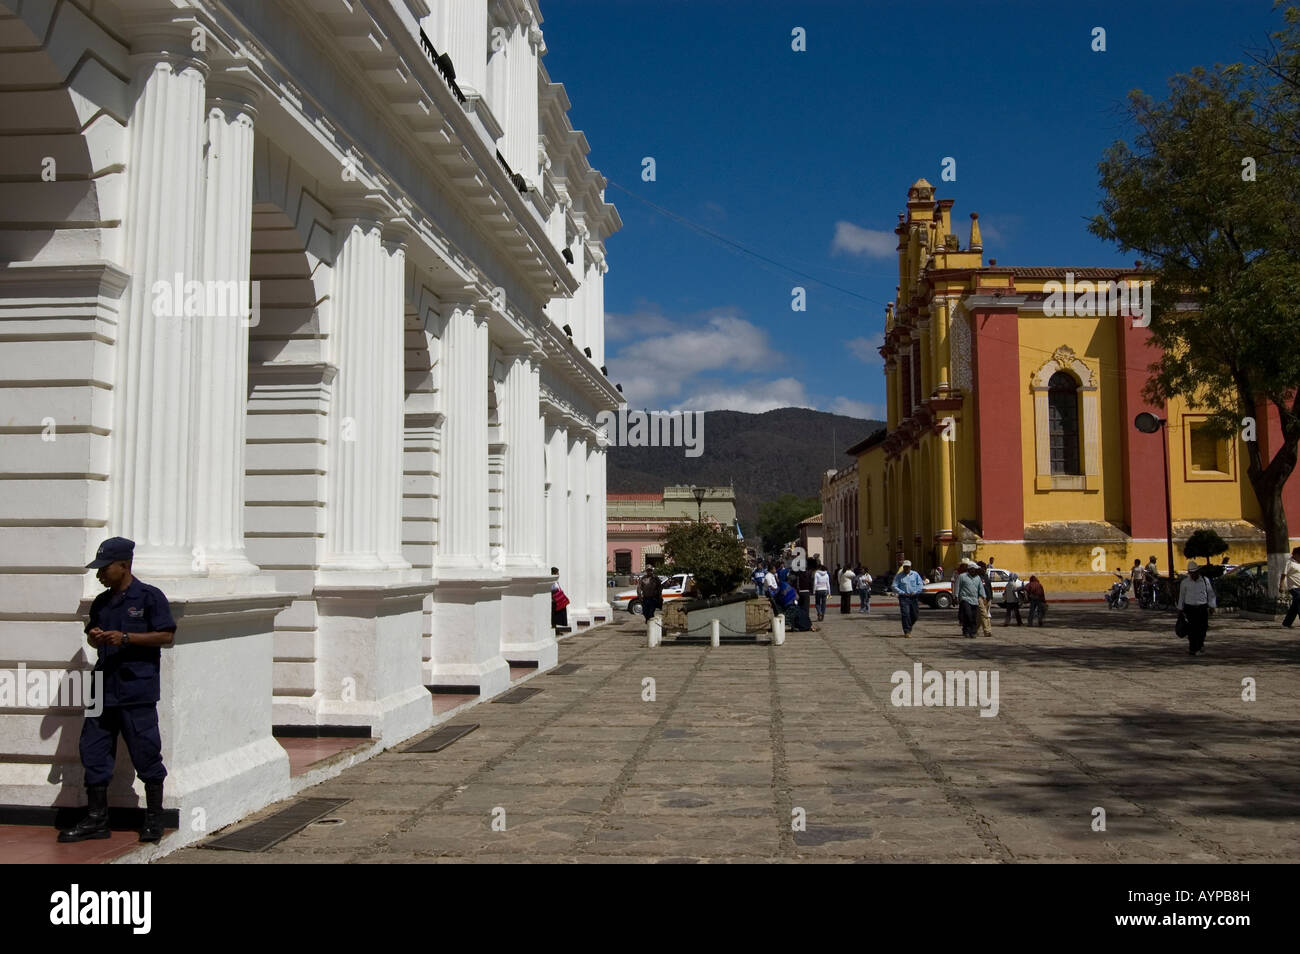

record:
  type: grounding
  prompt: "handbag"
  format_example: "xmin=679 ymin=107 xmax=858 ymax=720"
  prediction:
xmin=553 ymin=587 xmax=569 ymax=610
xmin=1175 ymin=611 xmax=1188 ymax=637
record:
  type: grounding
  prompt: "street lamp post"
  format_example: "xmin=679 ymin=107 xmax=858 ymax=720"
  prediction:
xmin=691 ymin=485 xmax=706 ymax=522
xmin=1135 ymin=412 xmax=1176 ymax=582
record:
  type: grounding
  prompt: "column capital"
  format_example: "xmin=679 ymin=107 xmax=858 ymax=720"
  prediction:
xmin=127 ymin=16 xmax=210 ymax=75
xmin=332 ymin=197 xmax=390 ymax=233
xmin=206 ymin=62 xmax=264 ymax=119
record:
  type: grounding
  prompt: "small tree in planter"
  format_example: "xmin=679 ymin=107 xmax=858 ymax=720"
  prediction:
xmin=1184 ymin=528 xmax=1230 ymax=578
xmin=663 ymin=517 xmax=747 ymax=599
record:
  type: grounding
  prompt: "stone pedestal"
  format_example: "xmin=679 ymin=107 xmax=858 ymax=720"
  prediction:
xmin=499 ymin=575 xmax=557 ymax=668
xmin=312 ymin=582 xmax=432 ymax=744
xmin=427 ymin=577 xmax=511 ymax=695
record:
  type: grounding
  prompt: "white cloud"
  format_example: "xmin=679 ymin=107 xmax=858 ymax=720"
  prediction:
xmin=826 ymin=396 xmax=884 ymax=421
xmin=831 ymin=221 xmax=897 ymax=259
xmin=847 ymin=334 xmax=884 ymax=366
xmin=604 ymin=308 xmax=678 ymax=343
xmin=606 ymin=309 xmax=782 ymax=407
xmin=671 ymin=377 xmax=813 ymax=414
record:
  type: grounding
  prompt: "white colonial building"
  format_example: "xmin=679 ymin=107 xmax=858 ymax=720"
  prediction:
xmin=0 ymin=0 xmax=619 ymax=842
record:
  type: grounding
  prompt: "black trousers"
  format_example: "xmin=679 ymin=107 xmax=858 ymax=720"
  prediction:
xmin=79 ymin=704 xmax=166 ymax=786
xmin=1002 ymin=602 xmax=1023 ymax=625
xmin=839 ymin=592 xmax=851 ymax=614
xmin=1284 ymin=588 xmax=1300 ymax=626
xmin=958 ymin=601 xmax=979 ymax=636
xmin=1184 ymin=604 xmax=1210 ymax=652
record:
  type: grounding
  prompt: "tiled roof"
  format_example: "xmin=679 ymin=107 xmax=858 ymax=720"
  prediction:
xmin=1009 ymin=267 xmax=1144 ymax=278
xmin=799 ymin=513 xmax=824 ymax=526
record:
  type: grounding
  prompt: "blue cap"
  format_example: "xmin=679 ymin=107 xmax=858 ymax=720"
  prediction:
xmin=87 ymin=536 xmax=134 ymax=569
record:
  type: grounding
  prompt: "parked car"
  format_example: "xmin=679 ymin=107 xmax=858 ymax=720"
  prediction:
xmin=921 ymin=567 xmax=1016 ymax=609
xmin=1216 ymin=561 xmax=1271 ymax=610
xmin=614 ymin=573 xmax=695 ymax=615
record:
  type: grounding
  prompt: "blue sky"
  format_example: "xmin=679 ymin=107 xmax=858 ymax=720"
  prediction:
xmin=538 ymin=0 xmax=1285 ymax=419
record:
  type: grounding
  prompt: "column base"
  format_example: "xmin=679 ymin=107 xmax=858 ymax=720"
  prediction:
xmin=499 ymin=577 xmax=557 ymax=669
xmin=311 ymin=579 xmax=433 ymax=746
xmin=427 ymin=577 xmax=511 ymax=696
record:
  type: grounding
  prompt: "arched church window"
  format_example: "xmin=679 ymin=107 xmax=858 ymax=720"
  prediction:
xmin=1048 ymin=371 xmax=1081 ymax=475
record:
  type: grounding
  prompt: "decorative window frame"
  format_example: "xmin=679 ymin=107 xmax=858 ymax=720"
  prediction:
xmin=1181 ymin=414 xmax=1236 ymax=482
xmin=1032 ymin=346 xmax=1100 ymax=491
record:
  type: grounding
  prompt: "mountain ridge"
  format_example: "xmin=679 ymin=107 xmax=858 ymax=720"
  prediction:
xmin=605 ymin=407 xmax=885 ymax=541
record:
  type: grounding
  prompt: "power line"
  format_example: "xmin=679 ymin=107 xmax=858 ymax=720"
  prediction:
xmin=605 ymin=180 xmax=890 ymax=308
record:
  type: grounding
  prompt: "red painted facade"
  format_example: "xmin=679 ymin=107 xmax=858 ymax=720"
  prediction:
xmin=1117 ymin=321 xmax=1170 ymax=539
xmin=970 ymin=304 xmax=1024 ymax=539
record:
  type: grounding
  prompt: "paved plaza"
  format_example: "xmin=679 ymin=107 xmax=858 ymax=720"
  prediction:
xmin=163 ymin=604 xmax=1300 ymax=863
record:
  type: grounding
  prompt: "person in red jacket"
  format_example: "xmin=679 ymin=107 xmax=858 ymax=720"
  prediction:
xmin=1025 ymin=575 xmax=1047 ymax=626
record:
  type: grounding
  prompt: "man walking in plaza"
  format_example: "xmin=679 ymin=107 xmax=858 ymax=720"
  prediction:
xmin=59 ymin=537 xmax=176 ymax=844
xmin=637 ymin=567 xmax=663 ymax=620
xmin=1280 ymin=547 xmax=1300 ymax=627
xmin=976 ymin=560 xmax=994 ymax=637
xmin=891 ymin=559 xmax=924 ymax=638
xmin=1178 ymin=559 xmax=1216 ymax=655
xmin=1025 ymin=574 xmax=1047 ymax=626
xmin=956 ymin=562 xmax=983 ymax=638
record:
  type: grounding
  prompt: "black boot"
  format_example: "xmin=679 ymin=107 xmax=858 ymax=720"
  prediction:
xmin=58 ymin=785 xmax=110 ymax=842
xmin=140 ymin=781 xmax=165 ymax=843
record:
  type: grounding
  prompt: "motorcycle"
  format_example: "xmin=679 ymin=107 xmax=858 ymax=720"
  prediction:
xmin=1105 ymin=578 xmax=1131 ymax=609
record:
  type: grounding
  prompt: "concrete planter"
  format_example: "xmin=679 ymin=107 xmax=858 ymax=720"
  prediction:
xmin=664 ymin=592 xmax=753 ymax=635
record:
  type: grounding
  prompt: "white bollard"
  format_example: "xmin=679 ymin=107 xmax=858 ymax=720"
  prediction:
xmin=647 ymin=616 xmax=662 ymax=648
xmin=710 ymin=619 xmax=720 ymax=647
xmin=772 ymin=614 xmax=785 ymax=645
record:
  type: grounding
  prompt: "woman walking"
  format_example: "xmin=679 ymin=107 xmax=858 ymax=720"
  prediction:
xmin=1178 ymin=560 xmax=1216 ymax=655
xmin=856 ymin=565 xmax=872 ymax=613
xmin=550 ymin=567 xmax=569 ymax=629
xmin=837 ymin=565 xmax=856 ymax=615
xmin=813 ymin=563 xmax=831 ymax=621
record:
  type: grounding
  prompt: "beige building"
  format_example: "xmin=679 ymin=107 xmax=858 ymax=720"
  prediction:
xmin=797 ymin=514 xmax=825 ymax=565
xmin=821 ymin=464 xmax=860 ymax=569
xmin=606 ymin=485 xmax=737 ymax=575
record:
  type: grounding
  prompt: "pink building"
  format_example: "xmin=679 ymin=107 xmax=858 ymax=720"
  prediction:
xmin=607 ymin=486 xmax=738 ymax=577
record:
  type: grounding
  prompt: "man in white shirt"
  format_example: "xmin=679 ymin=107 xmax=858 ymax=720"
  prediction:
xmin=1177 ymin=559 xmax=1216 ymax=656
xmin=1281 ymin=547 xmax=1300 ymax=627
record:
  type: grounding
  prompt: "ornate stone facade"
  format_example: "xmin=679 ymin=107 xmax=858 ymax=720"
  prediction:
xmin=0 ymin=0 xmax=619 ymax=844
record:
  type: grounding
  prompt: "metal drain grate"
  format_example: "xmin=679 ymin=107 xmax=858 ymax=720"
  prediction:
xmin=404 ymin=723 xmax=479 ymax=753
xmin=202 ymin=797 xmax=351 ymax=852
xmin=549 ymin=663 xmax=583 ymax=675
xmin=493 ymin=686 xmax=543 ymax=704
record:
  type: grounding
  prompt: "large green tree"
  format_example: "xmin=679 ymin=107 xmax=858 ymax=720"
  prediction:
xmin=1090 ymin=2 xmax=1300 ymax=588
xmin=663 ymin=518 xmax=747 ymax=598
xmin=756 ymin=493 xmax=821 ymax=554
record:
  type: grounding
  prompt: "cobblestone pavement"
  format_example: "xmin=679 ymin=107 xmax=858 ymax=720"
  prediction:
xmin=163 ymin=603 xmax=1300 ymax=863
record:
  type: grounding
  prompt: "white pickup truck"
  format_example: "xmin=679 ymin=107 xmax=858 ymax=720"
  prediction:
xmin=614 ymin=573 xmax=694 ymax=615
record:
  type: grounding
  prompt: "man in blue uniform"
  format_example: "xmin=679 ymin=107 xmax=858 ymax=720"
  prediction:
xmin=58 ymin=537 xmax=176 ymax=844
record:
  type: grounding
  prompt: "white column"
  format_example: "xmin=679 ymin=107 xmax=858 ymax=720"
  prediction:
xmin=321 ymin=210 xmax=389 ymax=571
xmin=438 ymin=301 xmax=490 ymax=570
xmin=484 ymin=13 xmax=511 ymax=137
xmin=588 ymin=444 xmax=608 ymax=613
xmin=503 ymin=352 xmax=545 ymax=568
xmin=193 ymin=72 xmax=260 ymax=576
xmin=546 ymin=422 xmax=569 ymax=588
xmin=528 ymin=355 xmax=548 ymax=561
xmin=567 ymin=431 xmax=588 ymax=615
xmin=590 ymin=258 xmax=606 ymax=368
xmin=504 ymin=16 xmax=539 ymax=181
xmin=111 ymin=33 xmax=208 ymax=576
xmin=379 ymin=231 xmax=409 ymax=567
xmin=428 ymin=0 xmax=487 ymax=96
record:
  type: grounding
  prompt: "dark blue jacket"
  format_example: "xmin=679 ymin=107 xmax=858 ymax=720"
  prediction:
xmin=85 ymin=578 xmax=176 ymax=706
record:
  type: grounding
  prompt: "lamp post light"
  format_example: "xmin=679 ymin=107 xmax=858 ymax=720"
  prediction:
xmin=1135 ymin=412 xmax=1176 ymax=582
xmin=691 ymin=485 xmax=706 ymax=523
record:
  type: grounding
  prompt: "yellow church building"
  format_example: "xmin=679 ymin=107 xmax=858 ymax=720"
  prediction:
xmin=851 ymin=179 xmax=1300 ymax=592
